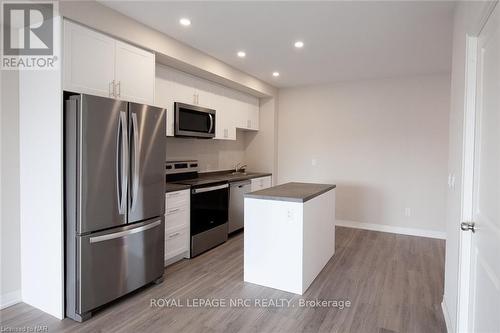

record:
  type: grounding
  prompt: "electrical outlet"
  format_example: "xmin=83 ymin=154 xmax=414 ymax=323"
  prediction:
xmin=287 ymin=209 xmax=294 ymax=222
xmin=311 ymin=158 xmax=317 ymax=166
xmin=404 ymin=208 xmax=411 ymax=217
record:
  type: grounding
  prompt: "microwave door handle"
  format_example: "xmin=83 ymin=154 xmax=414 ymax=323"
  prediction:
xmin=208 ymin=113 xmax=214 ymax=134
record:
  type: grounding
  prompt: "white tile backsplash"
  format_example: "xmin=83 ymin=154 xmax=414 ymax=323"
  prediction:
xmin=166 ymin=136 xmax=245 ymax=172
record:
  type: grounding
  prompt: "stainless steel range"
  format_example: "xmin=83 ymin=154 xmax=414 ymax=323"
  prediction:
xmin=166 ymin=161 xmax=229 ymax=257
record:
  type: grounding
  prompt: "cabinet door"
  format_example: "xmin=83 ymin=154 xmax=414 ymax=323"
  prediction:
xmin=213 ymin=85 xmax=236 ymax=140
xmin=251 ymin=176 xmax=272 ymax=192
xmin=115 ymin=41 xmax=155 ymax=104
xmin=243 ymin=95 xmax=259 ymax=130
xmin=63 ymin=20 xmax=115 ymax=97
xmin=251 ymin=178 xmax=262 ymax=192
xmin=261 ymin=176 xmax=272 ymax=189
xmin=192 ymin=75 xmax=215 ymax=108
xmin=165 ymin=226 xmax=189 ymax=261
xmin=171 ymin=70 xmax=198 ymax=105
xmin=248 ymin=101 xmax=260 ymax=130
xmin=155 ymin=65 xmax=175 ymax=136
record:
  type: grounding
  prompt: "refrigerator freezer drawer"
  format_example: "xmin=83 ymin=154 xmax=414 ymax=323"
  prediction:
xmin=76 ymin=218 xmax=164 ymax=315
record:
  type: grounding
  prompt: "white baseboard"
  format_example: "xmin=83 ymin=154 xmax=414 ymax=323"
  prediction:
xmin=442 ymin=299 xmax=453 ymax=333
xmin=335 ymin=219 xmax=446 ymax=240
xmin=0 ymin=290 xmax=22 ymax=310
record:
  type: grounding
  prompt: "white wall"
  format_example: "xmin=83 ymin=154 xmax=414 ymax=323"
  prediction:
xmin=0 ymin=69 xmax=22 ymax=309
xmin=442 ymin=2 xmax=493 ymax=332
xmin=166 ymin=137 xmax=246 ymax=172
xmin=277 ymin=75 xmax=450 ymax=235
xmin=17 ymin=15 xmax=64 ymax=319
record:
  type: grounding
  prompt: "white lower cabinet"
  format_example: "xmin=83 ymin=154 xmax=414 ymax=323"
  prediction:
xmin=165 ymin=189 xmax=190 ymax=265
xmin=251 ymin=176 xmax=272 ymax=192
xmin=165 ymin=226 xmax=190 ymax=261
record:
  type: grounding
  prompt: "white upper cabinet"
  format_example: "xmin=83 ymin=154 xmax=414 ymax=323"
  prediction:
xmin=241 ymin=96 xmax=260 ymax=131
xmin=214 ymin=89 xmax=236 ymax=140
xmin=63 ymin=20 xmax=155 ymax=105
xmin=63 ymin=20 xmax=115 ymax=98
xmin=229 ymin=90 xmax=259 ymax=131
xmin=114 ymin=41 xmax=155 ymax=104
xmin=170 ymin=70 xmax=198 ymax=105
xmin=155 ymin=64 xmax=260 ymax=139
xmin=155 ymin=65 xmax=175 ymax=136
xmin=247 ymin=100 xmax=260 ymax=131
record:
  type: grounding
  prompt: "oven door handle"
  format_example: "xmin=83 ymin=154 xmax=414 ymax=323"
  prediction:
xmin=192 ymin=183 xmax=229 ymax=194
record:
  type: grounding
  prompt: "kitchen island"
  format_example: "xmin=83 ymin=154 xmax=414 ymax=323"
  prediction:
xmin=244 ymin=182 xmax=336 ymax=294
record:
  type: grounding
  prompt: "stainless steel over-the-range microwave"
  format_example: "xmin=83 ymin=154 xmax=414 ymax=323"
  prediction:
xmin=174 ymin=102 xmax=216 ymax=138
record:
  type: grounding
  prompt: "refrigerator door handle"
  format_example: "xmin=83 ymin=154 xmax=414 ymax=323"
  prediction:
xmin=118 ymin=111 xmax=128 ymax=214
xmin=89 ymin=220 xmax=161 ymax=243
xmin=130 ymin=112 xmax=140 ymax=212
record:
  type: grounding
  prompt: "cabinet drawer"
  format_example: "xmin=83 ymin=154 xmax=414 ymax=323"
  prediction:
xmin=166 ymin=190 xmax=189 ymax=210
xmin=260 ymin=176 xmax=272 ymax=189
xmin=165 ymin=227 xmax=189 ymax=260
xmin=251 ymin=176 xmax=271 ymax=192
xmin=165 ymin=206 xmax=189 ymax=230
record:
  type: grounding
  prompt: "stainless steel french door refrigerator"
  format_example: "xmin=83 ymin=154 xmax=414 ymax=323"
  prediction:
xmin=64 ymin=94 xmax=166 ymax=322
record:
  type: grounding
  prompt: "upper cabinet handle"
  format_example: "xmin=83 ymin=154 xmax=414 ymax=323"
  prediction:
xmin=116 ymin=81 xmax=121 ymax=98
xmin=110 ymin=80 xmax=115 ymax=97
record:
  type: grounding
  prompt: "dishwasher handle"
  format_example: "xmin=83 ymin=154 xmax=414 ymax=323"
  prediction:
xmin=230 ymin=180 xmax=251 ymax=188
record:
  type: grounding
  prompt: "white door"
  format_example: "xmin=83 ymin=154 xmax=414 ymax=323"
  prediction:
xmin=63 ymin=20 xmax=115 ymax=98
xmin=115 ymin=40 xmax=155 ymax=104
xmin=465 ymin=5 xmax=500 ymax=332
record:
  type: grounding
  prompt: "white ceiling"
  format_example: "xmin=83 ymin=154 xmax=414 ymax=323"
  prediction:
xmin=101 ymin=1 xmax=455 ymax=88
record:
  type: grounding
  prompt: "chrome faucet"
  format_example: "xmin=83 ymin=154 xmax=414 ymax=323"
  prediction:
xmin=234 ymin=163 xmax=247 ymax=173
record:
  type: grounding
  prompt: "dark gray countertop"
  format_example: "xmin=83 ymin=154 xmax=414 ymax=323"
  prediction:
xmin=165 ymin=183 xmax=191 ymax=193
xmin=244 ymin=182 xmax=336 ymax=203
xmin=166 ymin=171 xmax=272 ymax=191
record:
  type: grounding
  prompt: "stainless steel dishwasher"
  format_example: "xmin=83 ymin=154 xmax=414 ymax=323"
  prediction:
xmin=228 ymin=180 xmax=252 ymax=234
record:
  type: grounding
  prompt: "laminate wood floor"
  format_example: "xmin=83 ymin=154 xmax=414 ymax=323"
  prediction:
xmin=0 ymin=227 xmax=446 ymax=333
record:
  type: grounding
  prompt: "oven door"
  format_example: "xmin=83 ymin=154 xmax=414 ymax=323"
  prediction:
xmin=190 ymin=183 xmax=229 ymax=235
xmin=175 ymin=102 xmax=216 ymax=138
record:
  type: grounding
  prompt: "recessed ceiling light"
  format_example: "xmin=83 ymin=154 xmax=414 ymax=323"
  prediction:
xmin=179 ymin=18 xmax=191 ymax=26
xmin=237 ymin=51 xmax=246 ymax=58
xmin=272 ymin=72 xmax=280 ymax=77
xmin=294 ymin=41 xmax=304 ymax=48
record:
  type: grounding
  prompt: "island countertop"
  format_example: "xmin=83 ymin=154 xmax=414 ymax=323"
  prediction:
xmin=245 ymin=182 xmax=336 ymax=203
